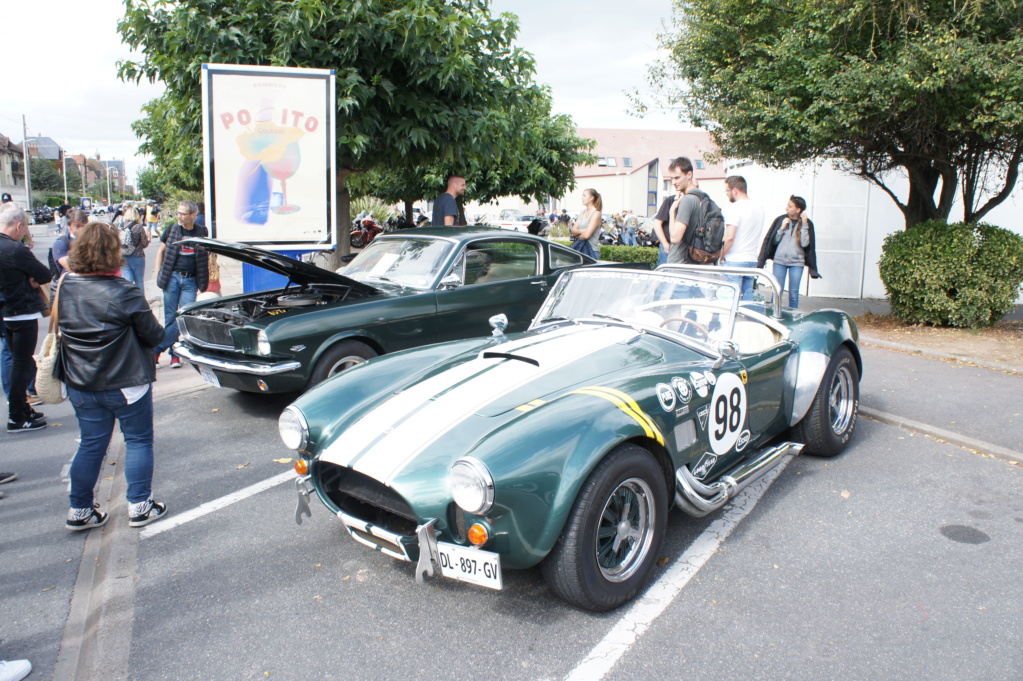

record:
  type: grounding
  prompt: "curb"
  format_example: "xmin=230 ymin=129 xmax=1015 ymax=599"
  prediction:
xmin=859 ymin=335 xmax=1023 ymax=374
xmin=861 ymin=406 xmax=1022 ymax=466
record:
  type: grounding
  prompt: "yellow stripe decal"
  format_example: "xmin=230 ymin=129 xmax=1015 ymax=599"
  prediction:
xmin=571 ymin=387 xmax=665 ymax=446
xmin=515 ymin=399 xmax=548 ymax=413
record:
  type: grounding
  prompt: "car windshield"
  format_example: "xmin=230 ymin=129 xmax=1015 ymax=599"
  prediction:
xmin=532 ymin=269 xmax=739 ymax=347
xmin=339 ymin=237 xmax=455 ymax=289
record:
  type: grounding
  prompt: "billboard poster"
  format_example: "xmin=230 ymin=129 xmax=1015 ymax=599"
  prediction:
xmin=201 ymin=64 xmax=336 ymax=249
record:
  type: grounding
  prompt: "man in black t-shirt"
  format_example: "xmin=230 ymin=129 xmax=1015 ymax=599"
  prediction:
xmin=431 ymin=175 xmax=466 ymax=226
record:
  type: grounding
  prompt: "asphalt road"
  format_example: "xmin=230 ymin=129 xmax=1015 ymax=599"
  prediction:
xmin=1 ymin=229 xmax=1021 ymax=680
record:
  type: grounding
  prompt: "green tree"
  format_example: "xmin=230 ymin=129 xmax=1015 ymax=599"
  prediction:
xmin=136 ymin=165 xmax=169 ymax=203
xmin=29 ymin=159 xmax=64 ymax=192
xmin=647 ymin=0 xmax=1023 ymax=229
xmin=118 ymin=0 xmax=590 ymax=258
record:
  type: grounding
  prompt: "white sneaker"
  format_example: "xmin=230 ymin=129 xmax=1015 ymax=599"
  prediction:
xmin=0 ymin=659 xmax=32 ymax=681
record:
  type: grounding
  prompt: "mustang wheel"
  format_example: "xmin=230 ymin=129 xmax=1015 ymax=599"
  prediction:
xmin=307 ymin=340 xmax=378 ymax=389
xmin=542 ymin=444 xmax=667 ymax=612
xmin=795 ymin=346 xmax=859 ymax=457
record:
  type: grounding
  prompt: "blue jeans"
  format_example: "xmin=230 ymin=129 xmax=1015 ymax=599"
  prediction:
xmin=773 ymin=263 xmax=805 ymax=308
xmin=156 ymin=272 xmax=198 ymax=356
xmin=657 ymin=245 xmax=669 ymax=267
xmin=623 ymin=229 xmax=637 ymax=246
xmin=0 ymin=315 xmax=10 ymax=399
xmin=122 ymin=255 xmax=147 ymax=299
xmin=723 ymin=260 xmax=757 ymax=301
xmin=67 ymin=386 xmax=155 ymax=508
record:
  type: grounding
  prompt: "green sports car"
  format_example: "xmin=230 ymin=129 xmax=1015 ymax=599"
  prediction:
xmin=172 ymin=228 xmax=596 ymax=393
xmin=284 ymin=265 xmax=861 ymax=611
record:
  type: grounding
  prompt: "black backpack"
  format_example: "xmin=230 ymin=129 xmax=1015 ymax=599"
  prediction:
xmin=685 ymin=189 xmax=725 ymax=264
xmin=48 ymin=234 xmax=71 ymax=279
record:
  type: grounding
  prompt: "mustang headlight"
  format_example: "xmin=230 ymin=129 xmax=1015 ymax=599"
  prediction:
xmin=449 ymin=457 xmax=495 ymax=514
xmin=278 ymin=406 xmax=309 ymax=451
xmin=257 ymin=330 xmax=271 ymax=356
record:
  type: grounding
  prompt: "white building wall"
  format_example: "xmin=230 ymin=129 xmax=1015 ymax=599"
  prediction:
xmin=724 ymin=160 xmax=1023 ymax=303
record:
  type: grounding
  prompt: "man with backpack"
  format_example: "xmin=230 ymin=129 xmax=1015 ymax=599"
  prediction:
xmin=49 ymin=209 xmax=87 ymax=298
xmin=667 ymin=156 xmax=727 ymax=268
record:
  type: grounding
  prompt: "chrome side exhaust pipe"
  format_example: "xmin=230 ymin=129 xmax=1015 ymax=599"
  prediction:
xmin=674 ymin=442 xmax=803 ymax=517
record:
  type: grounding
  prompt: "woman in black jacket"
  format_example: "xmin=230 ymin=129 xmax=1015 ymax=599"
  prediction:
xmin=58 ymin=222 xmax=168 ymax=531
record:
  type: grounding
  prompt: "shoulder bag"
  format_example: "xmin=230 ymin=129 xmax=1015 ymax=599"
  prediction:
xmin=34 ymin=277 xmax=66 ymax=404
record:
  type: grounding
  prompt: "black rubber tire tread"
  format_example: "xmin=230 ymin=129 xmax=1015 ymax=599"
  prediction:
xmin=306 ymin=340 xmax=377 ymax=390
xmin=794 ymin=346 xmax=859 ymax=457
xmin=350 ymin=233 xmax=364 ymax=248
xmin=541 ymin=443 xmax=668 ymax=612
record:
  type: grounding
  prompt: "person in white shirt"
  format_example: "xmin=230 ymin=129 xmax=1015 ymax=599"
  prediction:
xmin=720 ymin=176 xmax=765 ymax=301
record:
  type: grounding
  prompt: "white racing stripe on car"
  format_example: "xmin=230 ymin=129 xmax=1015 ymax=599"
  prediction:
xmin=348 ymin=325 xmax=638 ymax=485
xmin=319 ymin=323 xmax=585 ymax=467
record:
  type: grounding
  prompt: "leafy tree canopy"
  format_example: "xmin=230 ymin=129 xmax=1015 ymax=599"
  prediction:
xmin=29 ymin=159 xmax=63 ymax=193
xmin=136 ymin=165 xmax=169 ymax=203
xmin=118 ymin=0 xmax=591 ymax=252
xmin=647 ymin=0 xmax=1023 ymax=228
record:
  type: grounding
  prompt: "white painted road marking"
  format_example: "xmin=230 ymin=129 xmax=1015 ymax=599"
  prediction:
xmin=564 ymin=459 xmax=792 ymax=681
xmin=140 ymin=470 xmax=296 ymax=539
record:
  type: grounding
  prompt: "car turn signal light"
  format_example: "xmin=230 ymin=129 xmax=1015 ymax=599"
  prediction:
xmin=294 ymin=459 xmax=308 ymax=476
xmin=467 ymin=523 xmax=489 ymax=546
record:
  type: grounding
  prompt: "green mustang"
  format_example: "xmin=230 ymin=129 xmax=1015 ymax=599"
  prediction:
xmin=172 ymin=228 xmax=596 ymax=393
xmin=284 ymin=265 xmax=862 ymax=611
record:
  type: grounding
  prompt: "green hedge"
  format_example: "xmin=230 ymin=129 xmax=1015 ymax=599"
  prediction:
xmin=552 ymin=240 xmax=660 ymax=267
xmin=878 ymin=220 xmax=1023 ymax=328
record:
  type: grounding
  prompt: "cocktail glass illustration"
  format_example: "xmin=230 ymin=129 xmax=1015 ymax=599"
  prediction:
xmin=265 ymin=142 xmax=301 ymax=214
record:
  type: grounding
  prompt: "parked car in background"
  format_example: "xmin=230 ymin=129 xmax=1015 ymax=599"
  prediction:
xmin=497 ymin=209 xmax=537 ymax=232
xmin=173 ymin=228 xmax=600 ymax=394
xmin=287 ymin=265 xmax=861 ymax=611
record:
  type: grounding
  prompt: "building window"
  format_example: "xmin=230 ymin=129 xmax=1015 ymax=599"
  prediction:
xmin=623 ymin=157 xmax=632 ymax=168
xmin=663 ymin=179 xmax=672 ymax=192
xmin=695 ymin=160 xmax=705 ymax=170
xmin=606 ymin=157 xmax=617 ymax=167
xmin=598 ymin=157 xmax=607 ymax=166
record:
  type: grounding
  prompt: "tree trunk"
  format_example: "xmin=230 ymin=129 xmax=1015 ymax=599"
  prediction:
xmin=404 ymin=199 xmax=415 ymax=224
xmin=318 ymin=168 xmax=351 ymax=271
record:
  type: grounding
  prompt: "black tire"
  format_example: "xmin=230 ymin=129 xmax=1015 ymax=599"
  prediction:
xmin=350 ymin=232 xmax=364 ymax=249
xmin=794 ymin=346 xmax=859 ymax=457
xmin=542 ymin=444 xmax=668 ymax=612
xmin=306 ymin=340 xmax=377 ymax=390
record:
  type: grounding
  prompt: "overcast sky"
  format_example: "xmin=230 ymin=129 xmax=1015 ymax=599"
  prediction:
xmin=2 ymin=0 xmax=680 ymax=187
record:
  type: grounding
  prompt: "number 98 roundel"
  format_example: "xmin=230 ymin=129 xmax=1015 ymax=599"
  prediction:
xmin=709 ymin=373 xmax=747 ymax=455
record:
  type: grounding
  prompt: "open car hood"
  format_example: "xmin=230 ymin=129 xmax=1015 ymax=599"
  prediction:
xmin=178 ymin=238 xmax=380 ymax=295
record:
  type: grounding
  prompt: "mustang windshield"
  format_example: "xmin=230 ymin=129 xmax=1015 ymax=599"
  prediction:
xmin=340 ymin=237 xmax=455 ymax=289
xmin=533 ymin=269 xmax=739 ymax=345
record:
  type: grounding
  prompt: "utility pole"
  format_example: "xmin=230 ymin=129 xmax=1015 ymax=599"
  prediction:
xmin=21 ymin=115 xmax=33 ymax=211
xmin=61 ymin=150 xmax=68 ymax=202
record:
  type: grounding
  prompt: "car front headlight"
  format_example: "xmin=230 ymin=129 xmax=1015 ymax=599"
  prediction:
xmin=449 ymin=457 xmax=494 ymax=514
xmin=278 ymin=406 xmax=309 ymax=451
xmin=257 ymin=330 xmax=271 ymax=356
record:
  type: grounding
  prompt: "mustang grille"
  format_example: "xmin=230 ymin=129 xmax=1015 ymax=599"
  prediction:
xmin=180 ymin=316 xmax=235 ymax=348
xmin=317 ymin=462 xmax=418 ymax=536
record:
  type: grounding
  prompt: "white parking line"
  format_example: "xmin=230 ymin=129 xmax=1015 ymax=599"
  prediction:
xmin=140 ymin=471 xmax=296 ymax=539
xmin=564 ymin=459 xmax=791 ymax=681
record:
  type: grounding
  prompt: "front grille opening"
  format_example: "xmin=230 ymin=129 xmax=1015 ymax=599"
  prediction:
xmin=318 ymin=463 xmax=418 ymax=536
xmin=448 ymin=502 xmax=468 ymax=543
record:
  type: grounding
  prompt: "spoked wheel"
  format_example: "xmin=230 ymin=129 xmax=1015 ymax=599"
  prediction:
xmin=794 ymin=346 xmax=859 ymax=457
xmin=542 ymin=443 xmax=667 ymax=611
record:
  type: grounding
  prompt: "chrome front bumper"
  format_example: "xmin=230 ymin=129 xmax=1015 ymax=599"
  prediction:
xmin=173 ymin=343 xmax=301 ymax=376
xmin=293 ymin=474 xmax=442 ymax=584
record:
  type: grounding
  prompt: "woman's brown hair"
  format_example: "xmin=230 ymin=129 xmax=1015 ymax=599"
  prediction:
xmin=69 ymin=222 xmax=124 ymax=274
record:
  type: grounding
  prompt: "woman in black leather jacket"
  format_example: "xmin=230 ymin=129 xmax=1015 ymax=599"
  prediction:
xmin=58 ymin=222 xmax=168 ymax=531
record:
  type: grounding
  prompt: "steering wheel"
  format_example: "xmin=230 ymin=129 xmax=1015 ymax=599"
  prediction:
xmin=660 ymin=317 xmax=710 ymax=340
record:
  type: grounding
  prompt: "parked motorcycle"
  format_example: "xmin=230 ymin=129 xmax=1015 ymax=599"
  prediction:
xmin=350 ymin=216 xmax=384 ymax=248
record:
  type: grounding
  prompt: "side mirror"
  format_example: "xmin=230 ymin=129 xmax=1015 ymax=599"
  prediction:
xmin=489 ymin=314 xmax=508 ymax=337
xmin=712 ymin=339 xmax=739 ymax=369
xmin=439 ymin=273 xmax=462 ymax=290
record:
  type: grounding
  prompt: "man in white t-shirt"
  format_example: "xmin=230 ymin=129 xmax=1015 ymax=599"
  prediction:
xmin=720 ymin=176 xmax=765 ymax=301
